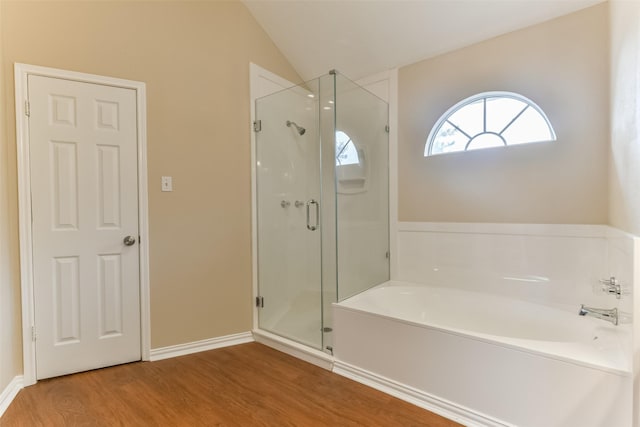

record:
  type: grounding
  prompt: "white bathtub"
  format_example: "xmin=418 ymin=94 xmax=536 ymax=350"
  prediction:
xmin=333 ymin=280 xmax=632 ymax=427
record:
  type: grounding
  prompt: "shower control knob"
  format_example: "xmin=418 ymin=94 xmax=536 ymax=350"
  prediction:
xmin=295 ymin=200 xmax=304 ymax=208
xmin=281 ymin=200 xmax=291 ymax=208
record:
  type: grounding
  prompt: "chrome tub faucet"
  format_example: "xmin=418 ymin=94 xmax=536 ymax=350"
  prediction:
xmin=579 ymin=304 xmax=618 ymax=326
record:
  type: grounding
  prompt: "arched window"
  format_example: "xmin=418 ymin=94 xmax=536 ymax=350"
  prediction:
xmin=425 ymin=92 xmax=556 ymax=156
xmin=336 ymin=130 xmax=359 ymax=165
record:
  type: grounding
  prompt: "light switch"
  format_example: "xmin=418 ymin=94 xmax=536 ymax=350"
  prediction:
xmin=161 ymin=176 xmax=173 ymax=192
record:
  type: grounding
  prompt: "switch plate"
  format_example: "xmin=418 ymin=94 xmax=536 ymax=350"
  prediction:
xmin=161 ymin=176 xmax=173 ymax=192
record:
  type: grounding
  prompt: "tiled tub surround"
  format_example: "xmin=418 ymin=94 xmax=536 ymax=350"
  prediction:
xmin=333 ymin=223 xmax=636 ymax=427
xmin=395 ymin=223 xmax=633 ymax=314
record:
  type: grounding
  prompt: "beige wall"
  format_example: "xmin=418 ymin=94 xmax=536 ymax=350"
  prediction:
xmin=0 ymin=0 xmax=23 ymax=394
xmin=398 ymin=4 xmax=609 ymax=224
xmin=0 ymin=0 xmax=300 ymax=372
xmin=609 ymin=2 xmax=640 ymax=423
xmin=609 ymin=0 xmax=640 ymax=235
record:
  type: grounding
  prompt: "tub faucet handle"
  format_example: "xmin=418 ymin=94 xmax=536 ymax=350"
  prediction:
xmin=599 ymin=276 xmax=621 ymax=299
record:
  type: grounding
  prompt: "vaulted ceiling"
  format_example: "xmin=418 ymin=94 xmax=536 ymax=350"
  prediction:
xmin=243 ymin=0 xmax=605 ymax=81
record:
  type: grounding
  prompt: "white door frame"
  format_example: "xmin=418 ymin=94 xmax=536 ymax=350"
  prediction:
xmin=14 ymin=63 xmax=151 ymax=386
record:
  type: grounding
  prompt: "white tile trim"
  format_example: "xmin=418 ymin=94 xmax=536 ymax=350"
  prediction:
xmin=333 ymin=361 xmax=510 ymax=427
xmin=149 ymin=332 xmax=254 ymax=362
xmin=0 ymin=376 xmax=24 ymax=418
xmin=398 ymin=221 xmax=611 ymax=238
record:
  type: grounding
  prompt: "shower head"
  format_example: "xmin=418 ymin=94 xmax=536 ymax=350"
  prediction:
xmin=286 ymin=120 xmax=306 ymax=136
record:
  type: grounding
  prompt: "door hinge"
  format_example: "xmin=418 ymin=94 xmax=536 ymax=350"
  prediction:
xmin=253 ymin=120 xmax=262 ymax=133
xmin=255 ymin=296 xmax=264 ymax=308
xmin=31 ymin=326 xmax=37 ymax=342
xmin=24 ymin=100 xmax=30 ymax=117
xmin=385 ymin=124 xmax=390 ymax=133
xmin=385 ymin=251 xmax=390 ymax=259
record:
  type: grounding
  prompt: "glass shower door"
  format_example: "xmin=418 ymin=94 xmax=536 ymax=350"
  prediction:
xmin=255 ymin=81 xmax=323 ymax=349
xmin=334 ymin=73 xmax=390 ymax=301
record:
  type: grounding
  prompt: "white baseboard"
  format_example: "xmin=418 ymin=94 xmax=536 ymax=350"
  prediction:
xmin=0 ymin=376 xmax=24 ymax=418
xmin=149 ymin=332 xmax=254 ymax=362
xmin=252 ymin=329 xmax=334 ymax=371
xmin=333 ymin=360 xmax=510 ymax=427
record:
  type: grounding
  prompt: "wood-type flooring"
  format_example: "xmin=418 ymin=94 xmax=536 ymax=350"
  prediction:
xmin=1 ymin=342 xmax=461 ymax=426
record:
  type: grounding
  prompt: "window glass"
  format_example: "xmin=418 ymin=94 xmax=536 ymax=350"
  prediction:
xmin=501 ymin=106 xmax=554 ymax=145
xmin=485 ymin=97 xmax=527 ymax=133
xmin=431 ymin=122 xmax=470 ymax=155
xmin=448 ymin=98 xmax=484 ymax=137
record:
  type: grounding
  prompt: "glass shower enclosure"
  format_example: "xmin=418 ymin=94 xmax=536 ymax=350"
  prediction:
xmin=255 ymin=71 xmax=389 ymax=353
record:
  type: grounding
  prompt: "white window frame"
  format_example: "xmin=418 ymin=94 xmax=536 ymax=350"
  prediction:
xmin=425 ymin=91 xmax=556 ymax=156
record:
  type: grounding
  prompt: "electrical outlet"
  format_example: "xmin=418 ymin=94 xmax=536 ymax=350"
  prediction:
xmin=161 ymin=176 xmax=173 ymax=192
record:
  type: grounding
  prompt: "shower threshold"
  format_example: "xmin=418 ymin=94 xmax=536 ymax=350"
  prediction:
xmin=252 ymin=329 xmax=334 ymax=371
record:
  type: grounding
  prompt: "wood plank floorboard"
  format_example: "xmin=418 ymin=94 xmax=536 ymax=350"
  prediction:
xmin=0 ymin=343 xmax=462 ymax=426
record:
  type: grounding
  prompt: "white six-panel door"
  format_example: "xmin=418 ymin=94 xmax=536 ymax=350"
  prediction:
xmin=28 ymin=75 xmax=141 ymax=379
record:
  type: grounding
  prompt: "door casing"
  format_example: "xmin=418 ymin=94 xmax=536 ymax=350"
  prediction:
xmin=14 ymin=63 xmax=151 ymax=386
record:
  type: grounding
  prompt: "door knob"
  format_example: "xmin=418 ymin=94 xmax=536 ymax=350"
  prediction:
xmin=123 ymin=236 xmax=136 ymax=246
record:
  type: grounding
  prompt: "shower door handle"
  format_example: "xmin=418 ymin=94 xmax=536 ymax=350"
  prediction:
xmin=306 ymin=200 xmax=319 ymax=231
